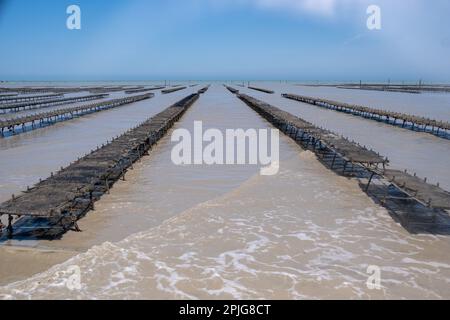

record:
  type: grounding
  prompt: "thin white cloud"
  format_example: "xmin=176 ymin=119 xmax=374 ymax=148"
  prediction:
xmin=206 ymin=0 xmax=362 ymax=16
xmin=204 ymin=0 xmax=376 ymax=17
xmin=251 ymin=0 xmax=338 ymax=15
xmin=342 ymin=33 xmax=364 ymax=46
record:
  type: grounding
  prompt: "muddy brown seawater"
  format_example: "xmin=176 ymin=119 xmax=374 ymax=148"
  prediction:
xmin=0 ymin=83 xmax=449 ymax=299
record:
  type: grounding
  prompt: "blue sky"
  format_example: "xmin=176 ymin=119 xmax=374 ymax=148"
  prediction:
xmin=0 ymin=0 xmax=449 ymax=81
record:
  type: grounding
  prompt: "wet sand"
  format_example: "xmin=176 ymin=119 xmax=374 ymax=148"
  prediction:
xmin=0 ymin=84 xmax=450 ymax=299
